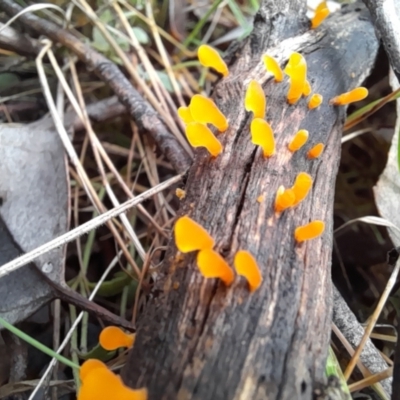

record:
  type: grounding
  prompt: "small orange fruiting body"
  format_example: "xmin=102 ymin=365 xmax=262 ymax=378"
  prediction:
xmin=234 ymin=250 xmax=262 ymax=292
xmin=303 ymin=80 xmax=311 ymax=97
xmin=174 ymin=215 xmax=214 ymax=253
xmin=295 ymin=220 xmax=325 ymax=242
xmin=288 ymin=129 xmax=309 ymax=152
xmin=99 ymin=326 xmax=135 ymax=351
xmin=175 ymin=188 xmax=186 ymax=200
xmin=330 ymin=87 xmax=368 ymax=105
xmin=284 ymin=53 xmax=307 ymax=105
xmin=197 ymin=44 xmax=229 ymax=77
xmin=308 ymin=94 xmax=323 ymax=109
xmin=262 ymin=55 xmax=283 ymax=82
xmin=275 ymin=186 xmax=296 ymax=212
xmin=78 ymin=360 xmax=148 ymax=400
xmin=292 ymin=172 xmax=313 ymax=206
xmin=185 ymin=122 xmax=223 ymax=157
xmin=80 ymin=359 xmax=106 ymax=381
xmin=311 ymin=2 xmax=330 ymax=29
xmin=197 ymin=249 xmax=234 ymax=286
xmin=189 ymin=94 xmax=228 ymax=132
xmin=245 ymin=80 xmax=266 ymax=119
xmin=177 ymin=106 xmax=194 ymax=124
xmin=250 ymin=118 xmax=275 ymax=157
xmin=307 ymin=143 xmax=324 ymax=159
xmin=257 ymin=194 xmax=265 ymax=203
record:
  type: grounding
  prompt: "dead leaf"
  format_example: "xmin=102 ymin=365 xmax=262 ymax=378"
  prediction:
xmin=0 ymin=117 xmax=69 ymax=325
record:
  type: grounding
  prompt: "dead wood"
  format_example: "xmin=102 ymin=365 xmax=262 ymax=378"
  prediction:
xmin=0 ymin=0 xmax=191 ymax=174
xmin=121 ymin=2 xmax=379 ymax=400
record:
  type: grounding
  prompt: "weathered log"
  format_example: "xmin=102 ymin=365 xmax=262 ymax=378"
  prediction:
xmin=122 ymin=2 xmax=378 ymax=399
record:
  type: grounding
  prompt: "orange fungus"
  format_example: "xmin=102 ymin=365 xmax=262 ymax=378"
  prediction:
xmin=185 ymin=122 xmax=223 ymax=157
xmin=284 ymin=52 xmax=307 ymax=105
xmin=99 ymin=326 xmax=135 ymax=351
xmin=308 ymin=94 xmax=323 ymax=109
xmin=245 ymin=80 xmax=266 ymax=119
xmin=288 ymin=129 xmax=308 ymax=152
xmin=174 ymin=215 xmax=214 ymax=253
xmin=311 ymin=2 xmax=330 ymax=29
xmin=234 ymin=250 xmax=262 ymax=292
xmin=295 ymin=220 xmax=325 ymax=242
xmin=307 ymin=143 xmax=324 ymax=159
xmin=189 ymin=94 xmax=228 ymax=132
xmin=78 ymin=360 xmax=148 ymax=400
xmin=275 ymin=186 xmax=296 ymax=212
xmin=197 ymin=44 xmax=229 ymax=77
xmin=177 ymin=106 xmax=194 ymax=124
xmin=250 ymin=118 xmax=275 ymax=157
xmin=262 ymin=55 xmax=283 ymax=82
xmin=175 ymin=188 xmax=186 ymax=200
xmin=292 ymin=172 xmax=313 ymax=206
xmin=197 ymin=249 xmax=234 ymax=286
xmin=330 ymin=87 xmax=368 ymax=105
xmin=80 ymin=359 xmax=107 ymax=382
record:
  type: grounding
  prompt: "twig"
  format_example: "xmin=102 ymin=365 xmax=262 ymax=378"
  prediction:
xmin=332 ymin=287 xmax=392 ymax=396
xmin=0 ymin=0 xmax=191 ymax=174
xmin=363 ymin=0 xmax=400 ymax=83
xmin=0 ymin=174 xmax=182 ymax=280
xmin=0 ymin=22 xmax=39 ymax=56
xmin=27 ymin=250 xmax=125 ymax=400
xmin=344 ymin=248 xmax=400 ymax=381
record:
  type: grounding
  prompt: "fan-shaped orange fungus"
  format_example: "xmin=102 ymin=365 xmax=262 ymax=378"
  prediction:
xmin=288 ymin=129 xmax=309 ymax=152
xmin=302 ymin=80 xmax=311 ymax=97
xmin=197 ymin=44 xmax=229 ymax=77
xmin=197 ymin=249 xmax=234 ymax=286
xmin=275 ymin=186 xmax=296 ymax=212
xmin=250 ymin=118 xmax=275 ymax=157
xmin=308 ymin=94 xmax=323 ymax=109
xmin=311 ymin=2 xmax=330 ymax=29
xmin=307 ymin=143 xmax=324 ymax=159
xmin=80 ymin=359 xmax=107 ymax=382
xmin=185 ymin=122 xmax=223 ymax=157
xmin=262 ymin=55 xmax=283 ymax=82
xmin=294 ymin=220 xmax=325 ymax=242
xmin=284 ymin=53 xmax=307 ymax=104
xmin=78 ymin=360 xmax=148 ymax=400
xmin=177 ymin=106 xmax=194 ymax=124
xmin=174 ymin=215 xmax=214 ymax=253
xmin=292 ymin=172 xmax=313 ymax=206
xmin=330 ymin=87 xmax=368 ymax=105
xmin=189 ymin=94 xmax=228 ymax=132
xmin=234 ymin=250 xmax=262 ymax=292
xmin=99 ymin=326 xmax=135 ymax=351
xmin=245 ymin=80 xmax=266 ymax=119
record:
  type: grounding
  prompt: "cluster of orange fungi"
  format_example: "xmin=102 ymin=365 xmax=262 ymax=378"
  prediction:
xmin=175 ymin=1 xmax=369 ymax=294
xmin=78 ymin=327 xmax=146 ymax=400
xmin=174 ymin=215 xmax=262 ymax=291
xmin=76 ymin=3 xmax=370 ymax=399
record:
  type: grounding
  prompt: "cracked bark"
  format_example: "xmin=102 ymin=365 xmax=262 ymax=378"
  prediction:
xmin=121 ymin=2 xmax=378 ymax=400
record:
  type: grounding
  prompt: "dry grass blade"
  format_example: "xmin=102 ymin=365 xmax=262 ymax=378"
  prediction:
xmin=348 ymin=367 xmax=393 ymax=393
xmin=27 ymin=251 xmax=125 ymax=400
xmin=36 ymin=40 xmax=141 ymax=277
xmin=343 ymin=257 xmax=400 ymax=380
xmin=0 ymin=174 xmax=182 ymax=280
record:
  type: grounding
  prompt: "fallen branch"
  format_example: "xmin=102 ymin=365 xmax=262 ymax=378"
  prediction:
xmin=121 ymin=2 xmax=379 ymax=399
